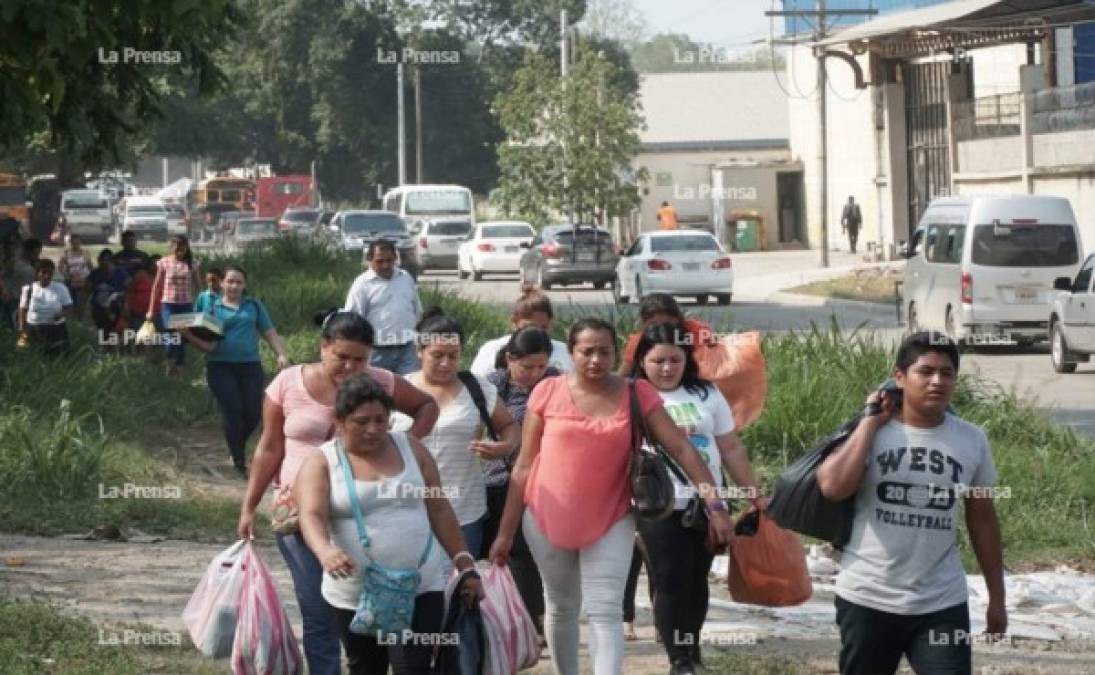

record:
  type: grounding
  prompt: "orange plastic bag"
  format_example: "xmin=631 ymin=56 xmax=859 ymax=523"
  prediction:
xmin=692 ymin=331 xmax=767 ymax=429
xmin=728 ymin=508 xmax=812 ymax=607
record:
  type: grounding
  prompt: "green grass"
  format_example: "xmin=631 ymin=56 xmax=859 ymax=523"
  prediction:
xmin=0 ymin=599 xmax=223 ymax=675
xmin=789 ymin=271 xmax=902 ymax=304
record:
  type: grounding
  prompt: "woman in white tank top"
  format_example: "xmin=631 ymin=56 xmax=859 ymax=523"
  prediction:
xmin=296 ymin=373 xmax=484 ymax=675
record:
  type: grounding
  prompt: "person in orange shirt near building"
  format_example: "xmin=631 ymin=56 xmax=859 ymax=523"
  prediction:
xmin=657 ymin=201 xmax=679 ymax=230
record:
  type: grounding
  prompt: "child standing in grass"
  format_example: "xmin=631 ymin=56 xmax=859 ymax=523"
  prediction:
xmin=147 ymin=236 xmax=201 ymax=374
xmin=193 ymin=267 xmax=223 ymax=314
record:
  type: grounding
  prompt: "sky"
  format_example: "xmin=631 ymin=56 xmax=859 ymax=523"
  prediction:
xmin=630 ymin=0 xmax=777 ymax=49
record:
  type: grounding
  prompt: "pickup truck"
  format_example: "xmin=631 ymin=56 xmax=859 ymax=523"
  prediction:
xmin=1049 ymin=252 xmax=1095 ymax=373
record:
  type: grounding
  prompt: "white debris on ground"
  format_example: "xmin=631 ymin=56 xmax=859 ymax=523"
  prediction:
xmin=701 ymin=548 xmax=1095 ymax=643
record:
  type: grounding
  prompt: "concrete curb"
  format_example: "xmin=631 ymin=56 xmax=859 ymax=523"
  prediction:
xmin=767 ymin=291 xmax=900 ymax=317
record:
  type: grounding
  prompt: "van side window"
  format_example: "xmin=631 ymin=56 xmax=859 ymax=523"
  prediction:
xmin=1074 ymin=256 xmax=1095 ymax=294
xmin=931 ymin=225 xmax=965 ymax=264
xmin=924 ymin=225 xmax=942 ymax=262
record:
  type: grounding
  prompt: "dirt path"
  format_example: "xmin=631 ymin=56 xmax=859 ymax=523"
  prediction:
xmin=3 ymin=531 xmax=1094 ymax=674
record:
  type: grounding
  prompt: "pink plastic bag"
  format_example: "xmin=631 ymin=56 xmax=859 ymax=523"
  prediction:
xmin=479 ymin=564 xmax=541 ymax=674
xmin=183 ymin=540 xmax=247 ymax=658
xmin=231 ymin=542 xmax=303 ymax=675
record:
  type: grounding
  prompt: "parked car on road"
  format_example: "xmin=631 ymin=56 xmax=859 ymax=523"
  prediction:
xmin=59 ymin=189 xmax=113 ymax=243
xmin=408 ymin=219 xmax=473 ymax=272
xmin=326 ymin=210 xmax=417 ymax=274
xmin=520 ymin=224 xmax=618 ymax=290
xmin=1049 ymin=253 xmax=1095 ymax=373
xmin=226 ymin=217 xmax=280 ymax=253
xmin=278 ymin=207 xmax=321 ymax=237
xmin=903 ymin=195 xmax=1083 ymax=345
xmin=120 ymin=196 xmax=169 ymax=242
xmin=613 ymin=230 xmax=733 ymax=305
xmin=382 ymin=184 xmax=475 ymax=273
xmin=457 ymin=221 xmax=535 ymax=281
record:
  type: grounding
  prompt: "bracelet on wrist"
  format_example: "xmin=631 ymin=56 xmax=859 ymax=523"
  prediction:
xmin=705 ymin=499 xmax=728 ymax=513
xmin=452 ymin=551 xmax=475 ymax=567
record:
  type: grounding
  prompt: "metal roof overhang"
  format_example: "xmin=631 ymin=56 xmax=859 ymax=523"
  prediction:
xmin=816 ymin=0 xmax=1095 ymax=59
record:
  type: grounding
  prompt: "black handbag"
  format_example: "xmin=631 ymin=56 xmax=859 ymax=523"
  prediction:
xmin=765 ymin=415 xmax=860 ymax=547
xmin=628 ymin=380 xmax=676 ymax=522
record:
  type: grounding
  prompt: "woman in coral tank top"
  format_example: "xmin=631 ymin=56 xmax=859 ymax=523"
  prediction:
xmin=489 ymin=317 xmax=733 ymax=675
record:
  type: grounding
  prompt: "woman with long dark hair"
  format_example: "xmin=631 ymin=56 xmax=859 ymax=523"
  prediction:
xmin=630 ymin=323 xmax=764 ymax=675
xmin=237 ymin=311 xmax=439 ymax=675
xmin=147 ymin=234 xmax=201 ymax=373
xmin=482 ymin=325 xmax=558 ymax=642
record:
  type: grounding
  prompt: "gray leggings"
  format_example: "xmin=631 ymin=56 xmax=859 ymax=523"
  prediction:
xmin=522 ymin=510 xmax=636 ymax=675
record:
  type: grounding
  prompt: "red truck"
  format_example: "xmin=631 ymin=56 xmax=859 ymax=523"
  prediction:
xmin=255 ymin=175 xmax=314 ymax=218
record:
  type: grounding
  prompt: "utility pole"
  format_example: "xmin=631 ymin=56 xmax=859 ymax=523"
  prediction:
xmin=415 ymin=67 xmax=423 ymax=184
xmin=397 ymin=61 xmax=406 ymax=186
xmin=561 ymin=9 xmax=570 ymax=221
xmin=765 ymin=1 xmax=876 ymax=268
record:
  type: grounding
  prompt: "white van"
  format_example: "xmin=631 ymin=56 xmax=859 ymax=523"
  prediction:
xmin=121 ymin=195 xmax=169 ymax=242
xmin=903 ymin=195 xmax=1083 ymax=345
xmin=381 ymin=185 xmax=475 ymax=272
xmin=60 ymin=189 xmax=114 ymax=243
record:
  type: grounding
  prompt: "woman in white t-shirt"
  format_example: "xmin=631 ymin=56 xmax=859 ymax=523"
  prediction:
xmin=17 ymin=258 xmax=73 ymax=356
xmin=396 ymin=308 xmax=520 ymax=569
xmin=630 ymin=322 xmax=765 ymax=674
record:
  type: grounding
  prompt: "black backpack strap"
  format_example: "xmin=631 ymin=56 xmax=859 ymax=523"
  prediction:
xmin=630 ymin=378 xmax=689 ymax=484
xmin=457 ymin=371 xmax=498 ymax=441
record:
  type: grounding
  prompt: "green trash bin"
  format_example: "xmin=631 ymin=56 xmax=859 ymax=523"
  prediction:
xmin=734 ymin=219 xmax=759 ymax=252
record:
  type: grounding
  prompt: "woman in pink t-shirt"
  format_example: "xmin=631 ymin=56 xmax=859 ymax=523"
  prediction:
xmin=236 ymin=310 xmax=439 ymax=675
xmin=489 ymin=317 xmax=733 ymax=675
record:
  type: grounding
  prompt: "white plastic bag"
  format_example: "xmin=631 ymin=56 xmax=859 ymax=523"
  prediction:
xmin=183 ymin=540 xmax=247 ymax=658
xmin=479 ymin=564 xmax=541 ymax=674
xmin=231 ymin=541 xmax=303 ymax=675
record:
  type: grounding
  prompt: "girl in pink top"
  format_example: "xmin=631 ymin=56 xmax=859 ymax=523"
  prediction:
xmin=237 ymin=310 xmax=439 ymax=675
xmin=147 ymin=235 xmax=202 ymax=374
xmin=489 ymin=318 xmax=733 ymax=675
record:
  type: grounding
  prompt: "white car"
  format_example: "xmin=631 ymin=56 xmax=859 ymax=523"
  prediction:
xmin=59 ymin=189 xmax=113 ymax=243
xmin=457 ymin=221 xmax=535 ymax=281
xmin=613 ymin=230 xmax=733 ymax=305
xmin=120 ymin=196 xmax=169 ymax=242
xmin=1049 ymin=252 xmax=1095 ymax=373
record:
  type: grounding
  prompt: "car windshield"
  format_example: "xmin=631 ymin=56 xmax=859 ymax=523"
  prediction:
xmin=344 ymin=214 xmax=404 ymax=234
xmin=405 ymin=190 xmax=471 ymax=215
xmin=428 ymin=221 xmax=471 ymax=236
xmin=128 ymin=205 xmax=165 ymax=215
xmin=238 ymin=219 xmax=277 ymax=236
xmin=971 ymin=224 xmax=1079 ymax=267
xmin=483 ymin=224 xmax=534 ymax=238
xmin=284 ymin=209 xmax=318 ymax=222
xmin=650 ymin=235 xmax=719 ymax=252
xmin=64 ymin=196 xmax=109 ymax=210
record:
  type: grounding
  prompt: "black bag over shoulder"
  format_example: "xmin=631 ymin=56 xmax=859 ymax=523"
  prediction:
xmin=457 ymin=371 xmax=498 ymax=441
xmin=628 ymin=379 xmax=676 ymax=522
xmin=765 ymin=415 xmax=861 ymax=548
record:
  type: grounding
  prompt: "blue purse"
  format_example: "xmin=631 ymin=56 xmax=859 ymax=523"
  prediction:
xmin=337 ymin=441 xmax=434 ymax=639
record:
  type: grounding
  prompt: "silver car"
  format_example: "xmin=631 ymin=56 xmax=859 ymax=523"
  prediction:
xmin=227 ymin=218 xmax=280 ymax=253
xmin=408 ymin=218 xmax=473 ymax=272
xmin=326 ymin=210 xmax=416 ymax=273
xmin=59 ymin=189 xmax=113 ymax=243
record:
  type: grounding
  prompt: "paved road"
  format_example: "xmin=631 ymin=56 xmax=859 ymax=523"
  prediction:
xmin=415 ymin=250 xmax=1095 ymax=436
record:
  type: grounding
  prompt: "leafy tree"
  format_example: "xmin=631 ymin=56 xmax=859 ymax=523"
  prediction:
xmin=494 ymin=46 xmax=644 ymax=225
xmin=0 ymin=0 xmax=243 ymax=184
xmin=577 ymin=0 xmax=646 ymax=47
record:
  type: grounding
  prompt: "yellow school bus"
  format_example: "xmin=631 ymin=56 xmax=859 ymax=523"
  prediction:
xmin=0 ymin=173 xmax=32 ymax=238
xmin=186 ymin=177 xmax=256 ymax=239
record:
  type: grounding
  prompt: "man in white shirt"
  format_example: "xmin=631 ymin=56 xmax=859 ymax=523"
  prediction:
xmin=343 ymin=240 xmax=422 ymax=375
xmin=817 ymin=332 xmax=1007 ymax=675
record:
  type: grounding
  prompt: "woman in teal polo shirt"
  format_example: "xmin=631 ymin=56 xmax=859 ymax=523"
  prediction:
xmin=185 ymin=265 xmax=291 ymax=477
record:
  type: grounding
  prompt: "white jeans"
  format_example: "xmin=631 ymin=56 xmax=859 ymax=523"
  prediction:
xmin=522 ymin=510 xmax=636 ymax=675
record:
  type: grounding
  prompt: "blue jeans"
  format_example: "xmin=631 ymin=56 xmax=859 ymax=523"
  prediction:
xmin=369 ymin=343 xmax=420 ymax=376
xmin=160 ymin=301 xmax=192 ymax=367
xmin=205 ymin=361 xmax=264 ymax=469
xmin=277 ymin=532 xmax=342 ymax=675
